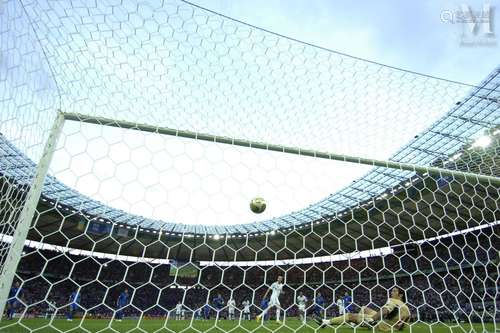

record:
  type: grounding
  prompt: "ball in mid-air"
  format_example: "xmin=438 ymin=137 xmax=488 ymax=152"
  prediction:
xmin=250 ymin=197 xmax=266 ymax=214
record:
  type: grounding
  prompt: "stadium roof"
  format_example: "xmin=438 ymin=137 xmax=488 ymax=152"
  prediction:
xmin=0 ymin=67 xmax=498 ymax=235
xmin=1 ymin=0 xmax=499 ymax=236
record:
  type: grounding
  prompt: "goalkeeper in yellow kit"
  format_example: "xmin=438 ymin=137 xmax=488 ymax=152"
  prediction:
xmin=314 ymin=287 xmax=410 ymax=331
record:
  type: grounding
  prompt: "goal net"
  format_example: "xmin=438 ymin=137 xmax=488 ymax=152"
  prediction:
xmin=0 ymin=0 xmax=499 ymax=332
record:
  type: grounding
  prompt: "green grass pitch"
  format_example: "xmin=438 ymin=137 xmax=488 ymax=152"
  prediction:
xmin=0 ymin=319 xmax=496 ymax=333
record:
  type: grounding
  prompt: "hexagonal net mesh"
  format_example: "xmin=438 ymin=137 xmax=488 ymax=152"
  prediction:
xmin=1 ymin=0 xmax=499 ymax=332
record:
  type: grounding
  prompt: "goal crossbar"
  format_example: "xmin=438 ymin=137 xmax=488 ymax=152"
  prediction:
xmin=63 ymin=112 xmax=500 ymax=186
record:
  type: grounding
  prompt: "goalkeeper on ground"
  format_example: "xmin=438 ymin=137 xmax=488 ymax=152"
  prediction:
xmin=314 ymin=287 xmax=410 ymax=331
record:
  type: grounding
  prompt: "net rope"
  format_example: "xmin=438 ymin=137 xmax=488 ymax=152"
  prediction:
xmin=0 ymin=0 xmax=498 ymax=332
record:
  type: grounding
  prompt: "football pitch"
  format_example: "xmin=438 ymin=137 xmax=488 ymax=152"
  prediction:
xmin=0 ymin=319 xmax=496 ymax=333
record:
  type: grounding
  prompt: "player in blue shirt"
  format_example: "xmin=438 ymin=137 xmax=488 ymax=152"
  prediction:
xmin=6 ymin=281 xmax=22 ymax=320
xmin=260 ymin=298 xmax=269 ymax=320
xmin=115 ymin=289 xmax=129 ymax=321
xmin=212 ymin=294 xmax=224 ymax=320
xmin=66 ymin=290 xmax=81 ymax=321
xmin=203 ymin=304 xmax=211 ymax=320
xmin=314 ymin=292 xmax=325 ymax=316
xmin=212 ymin=294 xmax=224 ymax=310
xmin=343 ymin=292 xmax=353 ymax=313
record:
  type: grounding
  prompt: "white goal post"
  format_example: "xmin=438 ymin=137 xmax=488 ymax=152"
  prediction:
xmin=1 ymin=0 xmax=498 ymax=330
xmin=0 ymin=113 xmax=66 ymax=317
xmin=63 ymin=112 xmax=500 ymax=187
xmin=0 ymin=111 xmax=497 ymax=322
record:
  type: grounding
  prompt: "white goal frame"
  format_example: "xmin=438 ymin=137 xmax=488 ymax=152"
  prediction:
xmin=0 ymin=111 xmax=498 ymax=320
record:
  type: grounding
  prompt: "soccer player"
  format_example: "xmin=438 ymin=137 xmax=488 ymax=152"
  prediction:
xmin=6 ymin=281 xmax=22 ymax=320
xmin=67 ymin=289 xmax=80 ymax=321
xmin=175 ymin=302 xmax=183 ymax=320
xmin=256 ymin=275 xmax=284 ymax=323
xmin=242 ymin=300 xmax=251 ymax=320
xmin=314 ymin=292 xmax=325 ymax=317
xmin=260 ymin=298 xmax=269 ymax=321
xmin=227 ymin=298 xmax=236 ymax=320
xmin=203 ymin=303 xmax=211 ymax=320
xmin=212 ymin=293 xmax=224 ymax=320
xmin=115 ymin=289 xmax=129 ymax=321
xmin=45 ymin=300 xmax=57 ymax=319
xmin=296 ymin=291 xmax=308 ymax=323
xmin=195 ymin=307 xmax=202 ymax=320
xmin=336 ymin=297 xmax=344 ymax=316
xmin=343 ymin=292 xmax=353 ymax=313
xmin=314 ymin=287 xmax=410 ymax=331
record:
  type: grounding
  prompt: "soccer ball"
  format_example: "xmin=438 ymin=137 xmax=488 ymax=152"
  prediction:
xmin=250 ymin=197 xmax=266 ymax=214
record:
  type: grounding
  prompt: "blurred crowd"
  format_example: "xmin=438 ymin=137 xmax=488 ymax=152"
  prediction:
xmin=8 ymin=229 xmax=499 ymax=324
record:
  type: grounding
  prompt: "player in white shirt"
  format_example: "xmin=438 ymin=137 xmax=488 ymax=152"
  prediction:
xmin=175 ymin=302 xmax=183 ymax=320
xmin=336 ymin=298 xmax=344 ymax=315
xmin=256 ymin=275 xmax=284 ymax=323
xmin=227 ymin=298 xmax=236 ymax=320
xmin=45 ymin=301 xmax=57 ymax=319
xmin=242 ymin=300 xmax=251 ymax=320
xmin=296 ymin=291 xmax=308 ymax=323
